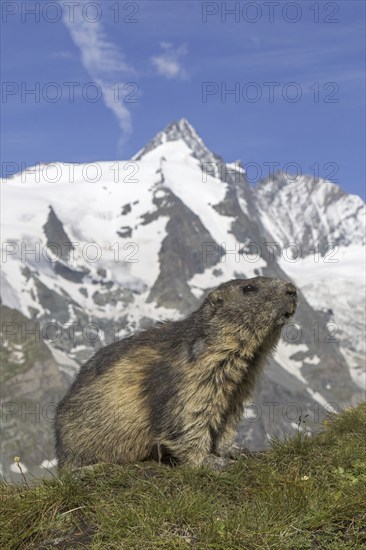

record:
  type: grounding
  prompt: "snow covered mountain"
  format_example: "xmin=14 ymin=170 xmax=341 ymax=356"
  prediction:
xmin=256 ymin=171 xmax=365 ymax=253
xmin=1 ymin=118 xmax=365 ymax=478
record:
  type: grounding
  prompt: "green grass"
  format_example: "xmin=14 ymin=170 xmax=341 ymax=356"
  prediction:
xmin=1 ymin=405 xmax=366 ymax=549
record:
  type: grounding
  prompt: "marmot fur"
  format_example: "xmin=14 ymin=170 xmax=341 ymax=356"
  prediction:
xmin=55 ymin=277 xmax=297 ymax=469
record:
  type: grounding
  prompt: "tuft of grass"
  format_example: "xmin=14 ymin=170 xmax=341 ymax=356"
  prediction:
xmin=1 ymin=404 xmax=366 ymax=549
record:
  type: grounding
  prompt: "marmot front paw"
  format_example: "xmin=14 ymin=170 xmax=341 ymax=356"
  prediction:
xmin=202 ymin=454 xmax=234 ymax=470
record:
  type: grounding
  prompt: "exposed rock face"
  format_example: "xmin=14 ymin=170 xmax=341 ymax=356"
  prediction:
xmin=43 ymin=205 xmax=75 ymax=263
xmin=0 ymin=305 xmax=67 ymax=480
xmin=1 ymin=118 xmax=365 ymax=476
xmin=144 ymin=187 xmax=224 ymax=310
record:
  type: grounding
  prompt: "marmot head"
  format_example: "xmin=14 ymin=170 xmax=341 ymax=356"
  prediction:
xmin=203 ymin=276 xmax=298 ymax=338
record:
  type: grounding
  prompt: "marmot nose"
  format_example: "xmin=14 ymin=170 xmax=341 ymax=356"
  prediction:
xmin=285 ymin=283 xmax=297 ymax=298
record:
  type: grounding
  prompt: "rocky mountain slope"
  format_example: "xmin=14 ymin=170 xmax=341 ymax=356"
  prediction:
xmin=1 ymin=118 xmax=365 ymax=479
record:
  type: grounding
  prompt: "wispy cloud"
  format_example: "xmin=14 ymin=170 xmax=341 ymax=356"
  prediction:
xmin=60 ymin=0 xmax=136 ymax=137
xmin=151 ymin=42 xmax=188 ymax=80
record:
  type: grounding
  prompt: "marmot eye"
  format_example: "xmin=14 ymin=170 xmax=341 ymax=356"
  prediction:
xmin=243 ymin=284 xmax=257 ymax=293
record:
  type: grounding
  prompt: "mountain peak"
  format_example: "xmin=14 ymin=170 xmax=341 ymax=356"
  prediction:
xmin=257 ymin=170 xmax=352 ymax=203
xmin=133 ymin=118 xmax=222 ymax=165
xmin=166 ymin=117 xmax=198 ymax=137
xmin=256 ymin=170 xmax=365 ymax=251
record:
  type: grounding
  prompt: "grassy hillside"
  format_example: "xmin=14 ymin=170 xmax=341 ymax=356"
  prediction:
xmin=1 ymin=405 xmax=366 ymax=549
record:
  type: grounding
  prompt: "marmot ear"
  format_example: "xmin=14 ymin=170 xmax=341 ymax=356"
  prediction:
xmin=208 ymin=288 xmax=224 ymax=307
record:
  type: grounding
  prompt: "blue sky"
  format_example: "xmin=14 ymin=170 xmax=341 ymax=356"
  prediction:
xmin=1 ymin=0 xmax=365 ymax=198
